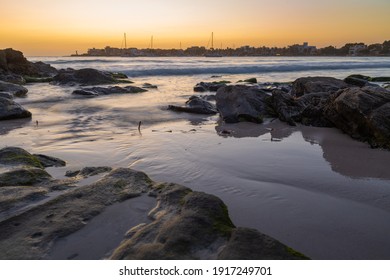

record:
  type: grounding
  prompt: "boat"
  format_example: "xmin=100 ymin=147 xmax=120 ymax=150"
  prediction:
xmin=205 ymin=32 xmax=223 ymax=57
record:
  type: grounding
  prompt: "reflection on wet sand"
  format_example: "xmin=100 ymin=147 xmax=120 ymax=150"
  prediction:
xmin=215 ymin=119 xmax=390 ymax=180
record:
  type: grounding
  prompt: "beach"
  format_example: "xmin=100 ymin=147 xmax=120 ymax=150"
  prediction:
xmin=1 ymin=55 xmax=390 ymax=259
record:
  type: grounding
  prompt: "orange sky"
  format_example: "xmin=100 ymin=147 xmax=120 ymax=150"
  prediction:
xmin=1 ymin=0 xmax=390 ymax=56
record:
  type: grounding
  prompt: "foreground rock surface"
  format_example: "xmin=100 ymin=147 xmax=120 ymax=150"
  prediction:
xmin=0 ymin=148 xmax=306 ymax=260
xmin=110 ymin=183 xmax=306 ymax=260
xmin=0 ymin=81 xmax=28 ymax=97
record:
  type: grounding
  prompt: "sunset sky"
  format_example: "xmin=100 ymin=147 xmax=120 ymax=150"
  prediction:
xmin=1 ymin=0 xmax=390 ymax=56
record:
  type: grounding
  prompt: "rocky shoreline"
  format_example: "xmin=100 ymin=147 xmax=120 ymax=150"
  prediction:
xmin=0 ymin=147 xmax=306 ymax=260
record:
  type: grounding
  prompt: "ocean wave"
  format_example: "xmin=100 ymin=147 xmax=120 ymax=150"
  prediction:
xmin=120 ymin=62 xmax=390 ymax=77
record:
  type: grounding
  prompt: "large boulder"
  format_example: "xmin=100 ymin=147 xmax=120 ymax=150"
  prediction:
xmin=291 ymin=77 xmax=349 ymax=97
xmin=0 ymin=81 xmax=28 ymax=97
xmin=0 ymin=97 xmax=32 ymax=121
xmin=325 ymin=86 xmax=390 ymax=149
xmin=168 ymin=96 xmax=218 ymax=115
xmin=216 ymin=85 xmax=274 ymax=123
xmin=0 ymin=48 xmax=57 ymax=81
xmin=110 ymin=183 xmax=307 ymax=260
xmin=52 ymin=68 xmax=122 ymax=86
xmin=0 ymin=147 xmax=44 ymax=168
xmin=0 ymin=168 xmax=52 ymax=187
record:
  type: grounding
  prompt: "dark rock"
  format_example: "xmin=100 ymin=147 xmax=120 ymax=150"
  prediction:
xmin=0 ymin=92 xmax=13 ymax=99
xmin=110 ymin=72 xmax=128 ymax=79
xmin=325 ymin=86 xmax=390 ymax=149
xmin=0 ymin=147 xmax=43 ymax=168
xmin=33 ymin=154 xmax=66 ymax=168
xmin=109 ymin=183 xmax=306 ymax=260
xmin=72 ymin=86 xmax=146 ymax=97
xmin=216 ymin=85 xmax=274 ymax=123
xmin=218 ymin=228 xmax=309 ymax=260
xmin=52 ymin=68 xmax=118 ymax=86
xmin=243 ymin=78 xmax=257 ymax=83
xmin=371 ymin=77 xmax=390 ymax=82
xmin=142 ymin=83 xmax=158 ymax=89
xmin=0 ymin=97 xmax=32 ymax=121
xmin=168 ymin=96 xmax=218 ymax=115
xmin=0 ymin=81 xmax=28 ymax=97
xmin=65 ymin=166 xmax=112 ymax=177
xmin=24 ymin=76 xmax=54 ymax=83
xmin=291 ymin=77 xmax=349 ymax=97
xmin=0 ymin=168 xmax=52 ymax=187
xmin=344 ymin=76 xmax=371 ymax=87
xmin=0 ymin=48 xmax=57 ymax=80
xmin=347 ymin=74 xmax=372 ymax=81
xmin=194 ymin=81 xmax=228 ymax=92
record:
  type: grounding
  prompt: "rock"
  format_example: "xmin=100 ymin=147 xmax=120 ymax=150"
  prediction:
xmin=346 ymin=74 xmax=372 ymax=81
xmin=344 ymin=76 xmax=371 ymax=87
xmin=0 ymin=97 xmax=32 ymax=121
xmin=0 ymin=92 xmax=13 ymax=99
xmin=0 ymin=147 xmax=43 ymax=168
xmin=52 ymin=68 xmax=118 ymax=86
xmin=0 ymin=81 xmax=28 ymax=97
xmin=110 ymin=72 xmax=128 ymax=79
xmin=216 ymin=85 xmax=274 ymax=123
xmin=168 ymin=96 xmax=218 ymax=115
xmin=65 ymin=166 xmax=112 ymax=177
xmin=291 ymin=77 xmax=349 ymax=97
xmin=33 ymin=154 xmax=66 ymax=168
xmin=109 ymin=183 xmax=306 ymax=260
xmin=142 ymin=83 xmax=158 ymax=89
xmin=218 ymin=228 xmax=309 ymax=260
xmin=0 ymin=48 xmax=57 ymax=80
xmin=243 ymin=78 xmax=257 ymax=83
xmin=0 ymin=167 xmax=305 ymax=260
xmin=371 ymin=77 xmax=390 ymax=82
xmin=72 ymin=86 xmax=147 ymax=97
xmin=24 ymin=76 xmax=54 ymax=83
xmin=325 ymin=86 xmax=390 ymax=149
xmin=194 ymin=81 xmax=229 ymax=92
xmin=0 ymin=168 xmax=52 ymax=187
xmin=0 ymin=186 xmax=47 ymax=213
xmin=0 ymin=168 xmax=152 ymax=259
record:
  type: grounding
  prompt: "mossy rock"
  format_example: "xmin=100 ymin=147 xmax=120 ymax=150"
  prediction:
xmin=111 ymin=72 xmax=128 ymax=79
xmin=371 ymin=77 xmax=390 ymax=82
xmin=346 ymin=74 xmax=372 ymax=81
xmin=0 ymin=168 xmax=52 ymax=187
xmin=0 ymin=147 xmax=43 ymax=168
xmin=244 ymin=78 xmax=257 ymax=83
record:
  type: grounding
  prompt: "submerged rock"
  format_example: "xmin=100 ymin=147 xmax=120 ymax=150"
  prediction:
xmin=142 ymin=83 xmax=158 ymax=89
xmin=72 ymin=85 xmax=147 ymax=97
xmin=52 ymin=68 xmax=120 ymax=86
xmin=0 ymin=81 xmax=28 ymax=97
xmin=33 ymin=154 xmax=66 ymax=168
xmin=325 ymin=86 xmax=390 ymax=149
xmin=0 ymin=97 xmax=32 ymax=121
xmin=168 ymin=96 xmax=218 ymax=115
xmin=216 ymin=85 xmax=274 ymax=123
xmin=0 ymin=147 xmax=44 ymax=168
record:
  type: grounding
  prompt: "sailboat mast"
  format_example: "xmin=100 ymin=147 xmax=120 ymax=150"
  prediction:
xmin=211 ymin=32 xmax=214 ymax=50
xmin=124 ymin=33 xmax=127 ymax=49
xmin=151 ymin=36 xmax=153 ymax=49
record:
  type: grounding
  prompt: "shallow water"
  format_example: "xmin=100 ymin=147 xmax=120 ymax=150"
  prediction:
xmin=1 ymin=56 xmax=390 ymax=259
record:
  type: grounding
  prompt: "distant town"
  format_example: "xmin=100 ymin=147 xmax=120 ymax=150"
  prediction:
xmin=73 ymin=40 xmax=390 ymax=57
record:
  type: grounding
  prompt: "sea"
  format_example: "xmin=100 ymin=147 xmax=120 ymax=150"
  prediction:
xmin=2 ymin=56 xmax=390 ymax=259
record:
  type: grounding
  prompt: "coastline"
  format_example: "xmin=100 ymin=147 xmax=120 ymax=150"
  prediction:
xmin=1 ymin=50 xmax=390 ymax=260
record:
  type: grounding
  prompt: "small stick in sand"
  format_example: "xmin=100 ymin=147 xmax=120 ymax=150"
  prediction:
xmin=138 ymin=121 xmax=142 ymax=132
xmin=36 ymin=120 xmax=39 ymax=127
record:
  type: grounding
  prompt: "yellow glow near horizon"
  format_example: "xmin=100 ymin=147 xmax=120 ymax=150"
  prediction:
xmin=1 ymin=0 xmax=390 ymax=56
